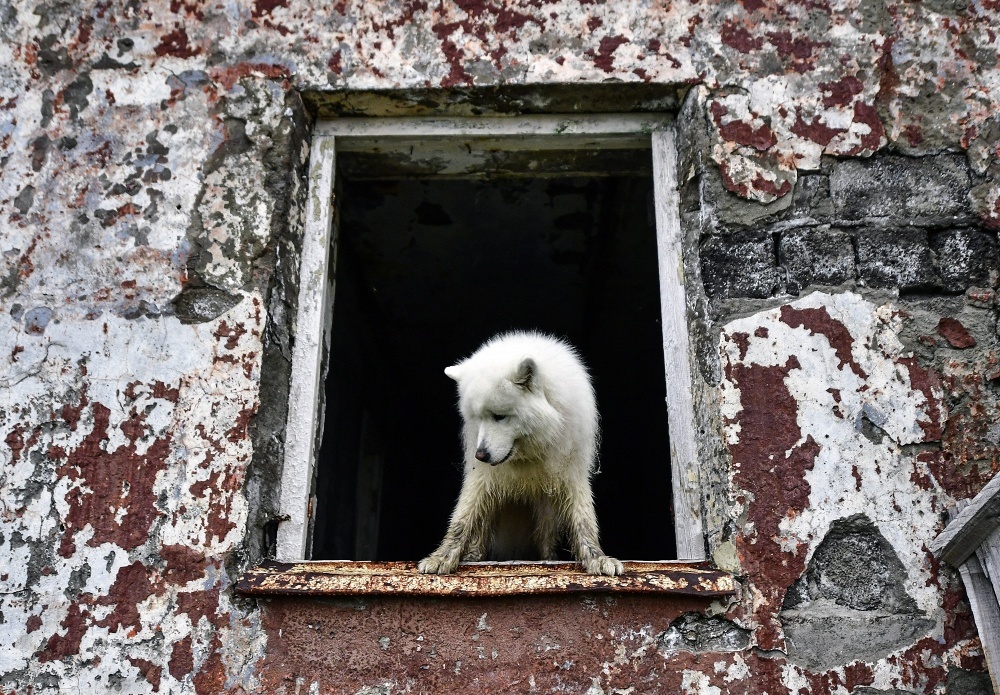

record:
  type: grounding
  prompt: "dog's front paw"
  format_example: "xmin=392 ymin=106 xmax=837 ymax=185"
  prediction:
xmin=418 ymin=553 xmax=459 ymax=575
xmin=582 ymin=555 xmax=624 ymax=576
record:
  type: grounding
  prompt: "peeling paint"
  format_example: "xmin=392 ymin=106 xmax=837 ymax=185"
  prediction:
xmin=1 ymin=0 xmax=999 ymax=691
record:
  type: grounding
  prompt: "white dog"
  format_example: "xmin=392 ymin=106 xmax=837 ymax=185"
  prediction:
xmin=418 ymin=331 xmax=623 ymax=576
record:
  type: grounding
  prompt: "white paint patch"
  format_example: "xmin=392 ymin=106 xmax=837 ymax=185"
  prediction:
xmin=680 ymin=669 xmax=722 ymax=695
xmin=720 ymin=291 xmax=964 ymax=686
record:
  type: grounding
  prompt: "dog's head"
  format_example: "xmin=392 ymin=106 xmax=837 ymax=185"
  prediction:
xmin=446 ymin=356 xmax=555 ymax=466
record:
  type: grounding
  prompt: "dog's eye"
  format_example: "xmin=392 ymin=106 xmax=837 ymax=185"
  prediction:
xmin=491 ymin=413 xmax=506 ymax=422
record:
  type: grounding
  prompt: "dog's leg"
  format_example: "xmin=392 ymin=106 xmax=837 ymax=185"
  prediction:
xmin=418 ymin=475 xmax=491 ymax=574
xmin=562 ymin=482 xmax=624 ymax=576
xmin=462 ymin=517 xmax=490 ymax=562
xmin=532 ymin=497 xmax=561 ymax=561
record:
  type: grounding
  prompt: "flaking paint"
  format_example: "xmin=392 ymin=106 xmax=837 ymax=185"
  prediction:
xmin=1 ymin=0 xmax=999 ymax=691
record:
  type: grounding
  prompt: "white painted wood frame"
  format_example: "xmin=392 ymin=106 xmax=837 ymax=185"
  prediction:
xmin=276 ymin=115 xmax=706 ymax=562
xmin=652 ymin=131 xmax=704 ymax=560
xmin=276 ymin=134 xmax=337 ymax=561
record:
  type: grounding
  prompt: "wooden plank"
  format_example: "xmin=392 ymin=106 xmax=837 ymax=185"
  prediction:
xmin=276 ymin=135 xmax=338 ymax=561
xmin=339 ymin=146 xmax=653 ymax=180
xmin=315 ymin=114 xmax=673 ymax=140
xmin=236 ymin=560 xmax=736 ymax=598
xmin=957 ymin=554 xmax=1000 ymax=693
xmin=931 ymin=471 xmax=1000 ymax=566
xmin=652 ymin=128 xmax=705 ymax=561
xmin=335 ymin=133 xmax=653 ymax=153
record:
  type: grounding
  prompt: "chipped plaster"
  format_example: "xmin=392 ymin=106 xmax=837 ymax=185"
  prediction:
xmin=1 ymin=0 xmax=999 ymax=691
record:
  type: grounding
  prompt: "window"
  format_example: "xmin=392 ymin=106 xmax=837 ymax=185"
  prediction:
xmin=274 ymin=115 xmax=706 ymax=569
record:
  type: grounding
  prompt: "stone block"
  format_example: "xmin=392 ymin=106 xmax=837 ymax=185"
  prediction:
xmin=781 ymin=605 xmax=934 ymax=672
xmin=656 ymin=613 xmax=751 ymax=656
xmin=857 ymin=228 xmax=939 ymax=290
xmin=946 ymin=668 xmax=995 ymax=695
xmin=789 ymin=173 xmax=835 ymax=222
xmin=780 ymin=515 xmax=933 ymax=672
xmin=830 ymin=154 xmax=972 ymax=226
xmin=700 ymin=232 xmax=781 ymax=299
xmin=931 ymin=228 xmax=1000 ymax=292
xmin=779 ymin=227 xmax=855 ymax=292
xmin=783 ymin=514 xmax=916 ymax=614
xmin=700 ymin=161 xmax=793 ymax=230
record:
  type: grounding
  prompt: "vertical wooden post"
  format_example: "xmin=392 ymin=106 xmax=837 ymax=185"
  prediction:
xmin=277 ymin=134 xmax=337 ymax=561
xmin=652 ymin=128 xmax=705 ymax=561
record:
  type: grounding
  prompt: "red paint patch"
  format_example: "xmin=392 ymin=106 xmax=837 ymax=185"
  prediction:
xmin=127 ymin=657 xmax=163 ymax=691
xmin=765 ymin=31 xmax=829 ymax=73
xmin=591 ymin=35 xmax=628 ymax=72
xmin=729 ymin=331 xmax=751 ymax=361
xmin=850 ymin=101 xmax=886 ymax=154
xmin=251 ymin=0 xmax=287 ymax=18
xmin=820 ymin=75 xmax=864 ymax=108
xmin=710 ymin=101 xmax=777 ymax=151
xmin=726 ymin=354 xmax=818 ymax=649
xmin=5 ymin=424 xmax=27 ymax=464
xmin=791 ymin=111 xmax=845 ymax=146
xmin=209 ymin=62 xmax=292 ymax=92
xmin=192 ymin=634 xmax=228 ymax=694
xmin=154 ymin=27 xmax=200 ymax=59
xmin=168 ymin=635 xmax=194 ymax=681
xmin=38 ymin=603 xmax=89 ymax=662
xmin=95 ymin=561 xmax=158 ymax=634
xmin=327 ymin=51 xmax=342 ymax=75
xmin=225 ymin=403 xmax=257 ymax=443
xmin=897 ymin=356 xmax=944 ymax=441
xmin=779 ymin=305 xmax=867 ymax=379
xmin=750 ymin=171 xmax=793 ymax=198
xmin=938 ymin=317 xmax=976 ymax=348
xmin=851 ymin=464 xmax=862 ymax=491
xmin=57 ymin=402 xmax=172 ymax=557
xmin=720 ymin=20 xmax=763 ymax=53
xmin=902 ymin=123 xmax=924 ymax=146
xmin=214 ymin=320 xmax=248 ymax=350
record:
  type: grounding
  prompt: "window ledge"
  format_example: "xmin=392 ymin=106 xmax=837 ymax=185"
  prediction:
xmin=236 ymin=560 xmax=736 ymax=598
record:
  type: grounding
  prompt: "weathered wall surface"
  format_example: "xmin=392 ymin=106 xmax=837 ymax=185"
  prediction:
xmin=1 ymin=0 xmax=999 ymax=693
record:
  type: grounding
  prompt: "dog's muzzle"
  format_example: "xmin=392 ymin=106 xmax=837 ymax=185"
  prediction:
xmin=476 ymin=447 xmax=513 ymax=466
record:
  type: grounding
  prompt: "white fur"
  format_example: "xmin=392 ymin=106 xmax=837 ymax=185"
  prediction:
xmin=419 ymin=331 xmax=623 ymax=576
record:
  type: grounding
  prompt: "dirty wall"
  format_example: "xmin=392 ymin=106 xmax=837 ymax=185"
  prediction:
xmin=1 ymin=0 xmax=999 ymax=692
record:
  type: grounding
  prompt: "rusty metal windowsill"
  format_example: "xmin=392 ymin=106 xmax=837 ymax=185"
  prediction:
xmin=235 ymin=560 xmax=736 ymax=598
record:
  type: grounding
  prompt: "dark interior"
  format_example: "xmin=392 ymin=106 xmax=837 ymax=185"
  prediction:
xmin=311 ymin=165 xmax=676 ymax=561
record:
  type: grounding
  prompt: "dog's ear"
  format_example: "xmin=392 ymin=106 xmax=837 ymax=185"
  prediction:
xmin=512 ymin=358 xmax=536 ymax=389
xmin=444 ymin=365 xmax=462 ymax=381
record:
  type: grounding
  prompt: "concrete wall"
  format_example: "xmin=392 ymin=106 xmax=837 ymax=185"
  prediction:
xmin=1 ymin=0 xmax=999 ymax=692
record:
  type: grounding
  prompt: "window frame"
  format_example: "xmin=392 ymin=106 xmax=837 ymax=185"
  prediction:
xmin=275 ymin=114 xmax=706 ymax=564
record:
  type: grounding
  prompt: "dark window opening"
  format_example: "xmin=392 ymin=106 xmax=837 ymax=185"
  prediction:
xmin=311 ymin=166 xmax=676 ymax=562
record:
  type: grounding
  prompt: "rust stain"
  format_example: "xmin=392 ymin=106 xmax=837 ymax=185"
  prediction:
xmin=236 ymin=561 xmax=737 ymax=598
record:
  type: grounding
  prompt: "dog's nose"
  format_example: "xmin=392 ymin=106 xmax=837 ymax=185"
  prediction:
xmin=475 ymin=448 xmax=491 ymax=462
